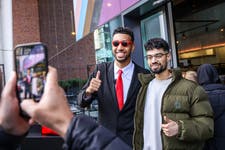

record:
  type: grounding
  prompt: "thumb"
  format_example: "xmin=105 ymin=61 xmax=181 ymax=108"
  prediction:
xmin=95 ymin=71 xmax=100 ymax=79
xmin=20 ymin=100 xmax=38 ymax=117
xmin=164 ymin=116 xmax=172 ymax=123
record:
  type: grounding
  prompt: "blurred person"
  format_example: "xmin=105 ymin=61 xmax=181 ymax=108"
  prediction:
xmin=197 ymin=64 xmax=225 ymax=150
xmin=77 ymin=26 xmax=150 ymax=146
xmin=133 ymin=38 xmax=213 ymax=150
xmin=23 ymin=68 xmax=32 ymax=98
xmin=183 ymin=70 xmax=198 ymax=82
xmin=219 ymin=75 xmax=225 ymax=84
xmin=0 ymin=67 xmax=131 ymax=150
xmin=31 ymin=72 xmax=43 ymax=100
xmin=17 ymin=72 xmax=26 ymax=99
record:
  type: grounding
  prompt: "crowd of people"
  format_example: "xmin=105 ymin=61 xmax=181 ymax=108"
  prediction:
xmin=182 ymin=65 xmax=225 ymax=150
xmin=0 ymin=27 xmax=224 ymax=150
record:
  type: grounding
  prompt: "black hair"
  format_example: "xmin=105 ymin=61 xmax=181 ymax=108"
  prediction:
xmin=144 ymin=38 xmax=169 ymax=52
xmin=112 ymin=27 xmax=134 ymax=42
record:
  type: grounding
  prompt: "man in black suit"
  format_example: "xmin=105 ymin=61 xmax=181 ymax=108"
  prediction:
xmin=23 ymin=68 xmax=32 ymax=99
xmin=77 ymin=26 xmax=150 ymax=147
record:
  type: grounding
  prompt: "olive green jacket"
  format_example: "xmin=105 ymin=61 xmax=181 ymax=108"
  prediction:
xmin=133 ymin=69 xmax=213 ymax=150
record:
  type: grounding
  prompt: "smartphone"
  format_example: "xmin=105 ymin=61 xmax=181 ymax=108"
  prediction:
xmin=14 ymin=42 xmax=48 ymax=105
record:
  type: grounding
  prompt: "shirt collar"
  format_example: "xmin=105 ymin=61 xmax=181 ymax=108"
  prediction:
xmin=114 ymin=61 xmax=134 ymax=77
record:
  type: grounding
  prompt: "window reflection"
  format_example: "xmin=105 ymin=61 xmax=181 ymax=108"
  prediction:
xmin=94 ymin=17 xmax=122 ymax=64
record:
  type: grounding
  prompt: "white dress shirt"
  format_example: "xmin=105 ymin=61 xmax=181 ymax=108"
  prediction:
xmin=114 ymin=61 xmax=134 ymax=104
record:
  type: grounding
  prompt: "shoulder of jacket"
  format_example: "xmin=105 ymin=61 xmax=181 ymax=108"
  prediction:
xmin=138 ymin=73 xmax=153 ymax=85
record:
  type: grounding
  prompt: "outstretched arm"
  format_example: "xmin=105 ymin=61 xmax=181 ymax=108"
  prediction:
xmin=21 ymin=67 xmax=131 ymax=150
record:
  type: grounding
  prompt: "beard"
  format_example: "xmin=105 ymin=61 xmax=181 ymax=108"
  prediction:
xmin=150 ymin=62 xmax=167 ymax=74
xmin=113 ymin=51 xmax=131 ymax=63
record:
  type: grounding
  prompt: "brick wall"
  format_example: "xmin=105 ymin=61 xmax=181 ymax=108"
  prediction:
xmin=13 ymin=0 xmax=40 ymax=47
xmin=38 ymin=0 xmax=96 ymax=80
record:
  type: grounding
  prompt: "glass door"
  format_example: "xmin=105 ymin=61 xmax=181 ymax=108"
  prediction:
xmin=140 ymin=1 xmax=177 ymax=69
xmin=141 ymin=11 xmax=168 ymax=69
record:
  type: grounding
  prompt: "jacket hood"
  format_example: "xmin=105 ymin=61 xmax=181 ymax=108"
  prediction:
xmin=197 ymin=64 xmax=220 ymax=85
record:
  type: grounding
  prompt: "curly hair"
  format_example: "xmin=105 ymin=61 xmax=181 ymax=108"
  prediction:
xmin=144 ymin=38 xmax=169 ymax=52
xmin=112 ymin=27 xmax=134 ymax=42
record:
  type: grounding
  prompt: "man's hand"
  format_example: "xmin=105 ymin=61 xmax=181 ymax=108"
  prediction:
xmin=21 ymin=67 xmax=73 ymax=138
xmin=161 ymin=116 xmax=178 ymax=137
xmin=0 ymin=72 xmax=30 ymax=136
xmin=86 ymin=71 xmax=101 ymax=95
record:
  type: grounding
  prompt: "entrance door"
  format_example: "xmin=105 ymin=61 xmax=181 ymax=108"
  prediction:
xmin=140 ymin=2 xmax=177 ymax=69
xmin=141 ymin=11 xmax=168 ymax=69
xmin=122 ymin=1 xmax=177 ymax=69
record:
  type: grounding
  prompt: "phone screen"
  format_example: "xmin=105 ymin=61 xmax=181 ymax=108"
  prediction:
xmin=15 ymin=43 xmax=48 ymax=102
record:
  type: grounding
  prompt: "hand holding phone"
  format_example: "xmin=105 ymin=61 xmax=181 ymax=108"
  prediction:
xmin=14 ymin=42 xmax=48 ymax=117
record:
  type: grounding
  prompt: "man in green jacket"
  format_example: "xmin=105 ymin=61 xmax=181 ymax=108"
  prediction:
xmin=133 ymin=38 xmax=213 ymax=150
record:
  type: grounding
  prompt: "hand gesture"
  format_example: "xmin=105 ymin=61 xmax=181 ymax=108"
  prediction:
xmin=0 ymin=72 xmax=30 ymax=136
xmin=161 ymin=116 xmax=178 ymax=137
xmin=86 ymin=71 xmax=101 ymax=95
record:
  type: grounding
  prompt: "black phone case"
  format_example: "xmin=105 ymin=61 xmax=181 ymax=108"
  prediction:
xmin=14 ymin=42 xmax=48 ymax=118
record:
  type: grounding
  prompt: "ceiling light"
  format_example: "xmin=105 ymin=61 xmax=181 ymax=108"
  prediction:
xmin=107 ymin=2 xmax=112 ymax=7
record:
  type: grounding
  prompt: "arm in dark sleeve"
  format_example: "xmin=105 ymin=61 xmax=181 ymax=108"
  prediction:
xmin=77 ymin=67 xmax=99 ymax=108
xmin=0 ymin=128 xmax=26 ymax=150
xmin=77 ymin=90 xmax=94 ymax=108
xmin=63 ymin=115 xmax=132 ymax=150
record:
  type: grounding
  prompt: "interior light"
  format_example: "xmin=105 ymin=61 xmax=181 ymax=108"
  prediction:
xmin=179 ymin=42 xmax=225 ymax=53
xmin=107 ymin=2 xmax=112 ymax=7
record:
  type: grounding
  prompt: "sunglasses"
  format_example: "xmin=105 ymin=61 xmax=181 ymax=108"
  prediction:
xmin=112 ymin=40 xmax=133 ymax=47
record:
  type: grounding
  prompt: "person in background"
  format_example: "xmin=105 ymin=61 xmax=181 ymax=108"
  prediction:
xmin=31 ymin=72 xmax=43 ymax=100
xmin=77 ymin=26 xmax=150 ymax=146
xmin=133 ymin=38 xmax=213 ymax=150
xmin=197 ymin=64 xmax=225 ymax=150
xmin=183 ymin=70 xmax=198 ymax=83
xmin=23 ymin=68 xmax=32 ymax=98
xmin=0 ymin=67 xmax=131 ymax=150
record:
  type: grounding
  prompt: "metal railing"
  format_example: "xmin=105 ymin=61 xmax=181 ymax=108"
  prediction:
xmin=66 ymin=94 xmax=98 ymax=120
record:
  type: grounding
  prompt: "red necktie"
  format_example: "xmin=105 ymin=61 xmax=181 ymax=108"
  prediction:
xmin=116 ymin=69 xmax=124 ymax=110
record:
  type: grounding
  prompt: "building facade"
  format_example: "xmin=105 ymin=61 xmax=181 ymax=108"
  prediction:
xmin=1 ymin=0 xmax=225 ymax=85
xmin=75 ymin=0 xmax=225 ymax=77
xmin=0 ymin=0 xmax=95 ymax=83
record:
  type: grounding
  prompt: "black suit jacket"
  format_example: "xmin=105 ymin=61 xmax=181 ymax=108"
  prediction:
xmin=77 ymin=61 xmax=150 ymax=146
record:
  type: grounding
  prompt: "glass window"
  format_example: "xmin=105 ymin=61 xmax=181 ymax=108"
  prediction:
xmin=94 ymin=16 xmax=122 ymax=64
xmin=141 ymin=11 xmax=168 ymax=69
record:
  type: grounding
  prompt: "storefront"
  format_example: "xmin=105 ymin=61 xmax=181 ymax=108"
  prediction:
xmin=93 ymin=0 xmax=177 ymax=69
xmin=174 ymin=0 xmax=225 ymax=75
xmin=90 ymin=0 xmax=225 ymax=80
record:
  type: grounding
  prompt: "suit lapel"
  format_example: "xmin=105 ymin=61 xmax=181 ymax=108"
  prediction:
xmin=107 ymin=62 xmax=119 ymax=108
xmin=125 ymin=64 xmax=139 ymax=105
